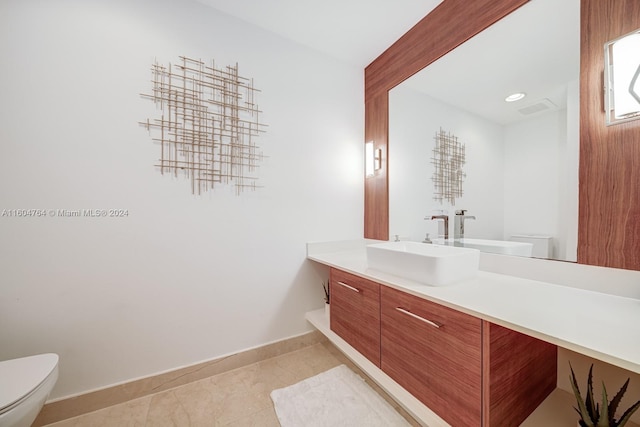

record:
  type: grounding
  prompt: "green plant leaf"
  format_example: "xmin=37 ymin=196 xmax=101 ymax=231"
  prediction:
xmin=608 ymin=378 xmax=630 ymax=420
xmin=616 ymin=399 xmax=640 ymax=427
xmin=322 ymin=281 xmax=330 ymax=303
xmin=597 ymin=383 xmax=609 ymax=427
xmin=586 ymin=365 xmax=597 ymax=420
xmin=571 ymin=363 xmax=596 ymax=426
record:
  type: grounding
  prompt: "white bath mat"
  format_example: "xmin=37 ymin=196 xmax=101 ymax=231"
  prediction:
xmin=270 ymin=364 xmax=410 ymax=427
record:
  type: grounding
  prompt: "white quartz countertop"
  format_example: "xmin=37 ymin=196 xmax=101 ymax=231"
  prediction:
xmin=307 ymin=240 xmax=640 ymax=375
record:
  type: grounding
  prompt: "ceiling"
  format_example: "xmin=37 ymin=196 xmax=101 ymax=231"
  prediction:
xmin=192 ymin=0 xmax=444 ymax=68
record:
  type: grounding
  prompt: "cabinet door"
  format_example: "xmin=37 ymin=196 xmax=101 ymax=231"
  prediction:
xmin=381 ymin=286 xmax=482 ymax=426
xmin=330 ymin=268 xmax=381 ymax=367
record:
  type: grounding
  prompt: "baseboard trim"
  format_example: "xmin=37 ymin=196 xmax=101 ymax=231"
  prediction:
xmin=34 ymin=330 xmax=324 ymax=426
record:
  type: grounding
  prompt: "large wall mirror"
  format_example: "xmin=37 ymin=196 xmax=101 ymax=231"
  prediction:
xmin=388 ymin=0 xmax=580 ymax=261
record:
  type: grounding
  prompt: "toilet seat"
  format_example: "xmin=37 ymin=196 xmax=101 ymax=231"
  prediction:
xmin=0 ymin=353 xmax=59 ymax=415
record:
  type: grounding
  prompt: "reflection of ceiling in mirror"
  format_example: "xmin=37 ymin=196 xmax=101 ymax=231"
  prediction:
xmin=400 ymin=0 xmax=579 ymax=125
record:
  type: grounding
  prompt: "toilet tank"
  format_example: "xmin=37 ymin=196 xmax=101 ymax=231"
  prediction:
xmin=509 ymin=234 xmax=553 ymax=258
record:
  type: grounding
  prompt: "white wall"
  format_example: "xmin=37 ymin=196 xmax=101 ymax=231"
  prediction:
xmin=0 ymin=0 xmax=363 ymax=399
xmin=389 ymin=86 xmax=505 ymax=242
xmin=503 ymin=84 xmax=580 ymax=262
xmin=503 ymin=109 xmax=565 ymax=258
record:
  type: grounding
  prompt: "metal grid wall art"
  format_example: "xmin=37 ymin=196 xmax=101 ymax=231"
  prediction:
xmin=431 ymin=128 xmax=466 ymax=205
xmin=140 ymin=56 xmax=267 ymax=195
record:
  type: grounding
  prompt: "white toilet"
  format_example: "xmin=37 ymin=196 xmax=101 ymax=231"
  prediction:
xmin=510 ymin=234 xmax=553 ymax=259
xmin=0 ymin=353 xmax=59 ymax=427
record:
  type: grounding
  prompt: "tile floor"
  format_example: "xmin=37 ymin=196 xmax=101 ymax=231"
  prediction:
xmin=43 ymin=341 xmax=420 ymax=426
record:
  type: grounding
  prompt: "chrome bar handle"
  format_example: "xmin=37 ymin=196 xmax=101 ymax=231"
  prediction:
xmin=395 ymin=307 xmax=441 ymax=329
xmin=337 ymin=281 xmax=360 ymax=293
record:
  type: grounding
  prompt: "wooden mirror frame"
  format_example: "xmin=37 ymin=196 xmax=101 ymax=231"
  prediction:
xmin=364 ymin=0 xmax=640 ymax=271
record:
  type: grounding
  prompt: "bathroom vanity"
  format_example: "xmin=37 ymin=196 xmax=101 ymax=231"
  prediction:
xmin=328 ymin=266 xmax=554 ymax=426
xmin=306 ymin=240 xmax=640 ymax=426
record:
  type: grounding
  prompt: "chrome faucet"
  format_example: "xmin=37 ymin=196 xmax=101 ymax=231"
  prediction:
xmin=454 ymin=210 xmax=476 ymax=239
xmin=428 ymin=215 xmax=449 ymax=240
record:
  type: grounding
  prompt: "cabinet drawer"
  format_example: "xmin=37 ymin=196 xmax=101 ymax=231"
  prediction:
xmin=381 ymin=286 xmax=482 ymax=426
xmin=330 ymin=268 xmax=381 ymax=366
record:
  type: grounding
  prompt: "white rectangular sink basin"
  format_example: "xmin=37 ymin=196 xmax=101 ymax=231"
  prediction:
xmin=433 ymin=238 xmax=533 ymax=257
xmin=366 ymin=241 xmax=479 ymax=286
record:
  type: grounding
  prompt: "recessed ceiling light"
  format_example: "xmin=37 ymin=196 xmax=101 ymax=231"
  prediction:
xmin=505 ymin=92 xmax=526 ymax=102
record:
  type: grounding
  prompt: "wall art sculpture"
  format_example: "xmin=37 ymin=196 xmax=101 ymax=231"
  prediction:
xmin=431 ymin=128 xmax=466 ymax=205
xmin=140 ymin=56 xmax=267 ymax=195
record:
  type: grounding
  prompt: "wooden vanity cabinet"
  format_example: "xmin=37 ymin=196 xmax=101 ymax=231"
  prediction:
xmin=327 ymin=268 xmax=557 ymax=425
xmin=329 ymin=268 xmax=381 ymax=366
xmin=381 ymin=285 xmax=483 ymax=426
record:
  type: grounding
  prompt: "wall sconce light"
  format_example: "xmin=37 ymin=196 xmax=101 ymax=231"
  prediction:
xmin=365 ymin=141 xmax=382 ymax=177
xmin=604 ymin=29 xmax=640 ymax=125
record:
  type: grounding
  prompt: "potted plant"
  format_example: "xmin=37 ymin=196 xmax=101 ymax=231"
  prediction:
xmin=570 ymin=363 xmax=640 ymax=427
xmin=322 ymin=280 xmax=330 ymax=319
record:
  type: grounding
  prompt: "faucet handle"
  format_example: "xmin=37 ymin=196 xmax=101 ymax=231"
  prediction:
xmin=455 ymin=209 xmax=467 ymax=215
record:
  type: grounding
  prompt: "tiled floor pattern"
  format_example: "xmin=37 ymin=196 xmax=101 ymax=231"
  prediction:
xmin=43 ymin=341 xmax=420 ymax=426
